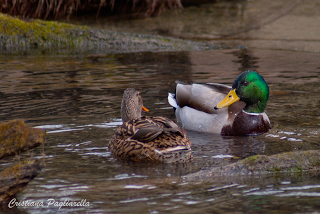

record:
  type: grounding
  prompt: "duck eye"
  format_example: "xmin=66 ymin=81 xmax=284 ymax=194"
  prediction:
xmin=243 ymin=81 xmax=249 ymax=86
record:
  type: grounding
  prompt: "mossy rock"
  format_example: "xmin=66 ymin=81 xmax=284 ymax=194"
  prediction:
xmin=0 ymin=159 xmax=43 ymax=202
xmin=185 ymin=150 xmax=320 ymax=180
xmin=0 ymin=119 xmax=46 ymax=160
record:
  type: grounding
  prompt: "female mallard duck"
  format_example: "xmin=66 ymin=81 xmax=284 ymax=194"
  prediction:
xmin=168 ymin=70 xmax=271 ymax=136
xmin=109 ymin=88 xmax=192 ymax=163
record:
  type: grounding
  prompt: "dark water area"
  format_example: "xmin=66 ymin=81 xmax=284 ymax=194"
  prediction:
xmin=1 ymin=48 xmax=320 ymax=213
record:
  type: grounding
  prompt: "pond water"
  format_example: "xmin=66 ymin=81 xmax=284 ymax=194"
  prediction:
xmin=1 ymin=48 xmax=320 ymax=213
xmin=1 ymin=0 xmax=320 ymax=213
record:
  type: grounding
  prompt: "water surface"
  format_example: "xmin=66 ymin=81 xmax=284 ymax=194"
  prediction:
xmin=1 ymin=0 xmax=320 ymax=213
xmin=1 ymin=48 xmax=320 ymax=213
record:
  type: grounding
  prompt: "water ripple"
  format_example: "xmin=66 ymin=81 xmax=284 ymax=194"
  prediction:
xmin=124 ymin=185 xmax=156 ymax=190
xmin=108 ymin=173 xmax=147 ymax=180
xmin=280 ymin=185 xmax=320 ymax=191
xmin=120 ymin=198 xmax=149 ymax=203
xmin=277 ymin=192 xmax=320 ymax=197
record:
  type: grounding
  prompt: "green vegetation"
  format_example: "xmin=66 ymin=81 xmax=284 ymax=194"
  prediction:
xmin=0 ymin=13 xmax=89 ymax=48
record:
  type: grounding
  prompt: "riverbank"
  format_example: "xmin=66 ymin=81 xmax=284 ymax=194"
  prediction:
xmin=0 ymin=13 xmax=221 ymax=55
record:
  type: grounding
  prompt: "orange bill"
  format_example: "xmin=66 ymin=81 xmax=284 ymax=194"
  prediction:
xmin=215 ymin=89 xmax=240 ymax=109
xmin=142 ymin=106 xmax=149 ymax=112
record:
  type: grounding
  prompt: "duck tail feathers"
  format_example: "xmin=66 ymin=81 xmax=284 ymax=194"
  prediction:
xmin=155 ymin=145 xmax=191 ymax=154
xmin=168 ymin=93 xmax=178 ymax=108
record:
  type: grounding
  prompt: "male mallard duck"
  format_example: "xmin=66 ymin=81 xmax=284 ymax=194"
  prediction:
xmin=109 ymin=88 xmax=192 ymax=163
xmin=168 ymin=70 xmax=271 ymax=136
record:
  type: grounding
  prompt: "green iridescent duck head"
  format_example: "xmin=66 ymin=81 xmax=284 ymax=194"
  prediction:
xmin=215 ymin=70 xmax=269 ymax=113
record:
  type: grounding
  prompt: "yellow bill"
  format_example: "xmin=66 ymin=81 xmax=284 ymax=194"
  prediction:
xmin=215 ymin=89 xmax=240 ymax=109
xmin=142 ymin=106 xmax=149 ymax=112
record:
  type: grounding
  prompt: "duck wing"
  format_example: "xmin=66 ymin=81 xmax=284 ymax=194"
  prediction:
xmin=175 ymin=83 xmax=232 ymax=114
xmin=123 ymin=119 xmax=162 ymax=143
xmin=125 ymin=117 xmax=184 ymax=143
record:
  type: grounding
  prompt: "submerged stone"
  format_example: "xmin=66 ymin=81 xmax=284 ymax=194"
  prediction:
xmin=185 ymin=150 xmax=320 ymax=180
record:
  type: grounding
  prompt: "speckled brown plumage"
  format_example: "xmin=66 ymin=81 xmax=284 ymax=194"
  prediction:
xmin=109 ymin=88 xmax=192 ymax=163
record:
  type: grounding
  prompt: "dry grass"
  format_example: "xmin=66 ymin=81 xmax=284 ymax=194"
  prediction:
xmin=0 ymin=0 xmax=183 ymax=19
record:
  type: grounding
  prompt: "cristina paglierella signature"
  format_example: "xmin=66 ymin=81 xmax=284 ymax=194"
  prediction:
xmin=8 ymin=198 xmax=90 ymax=209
